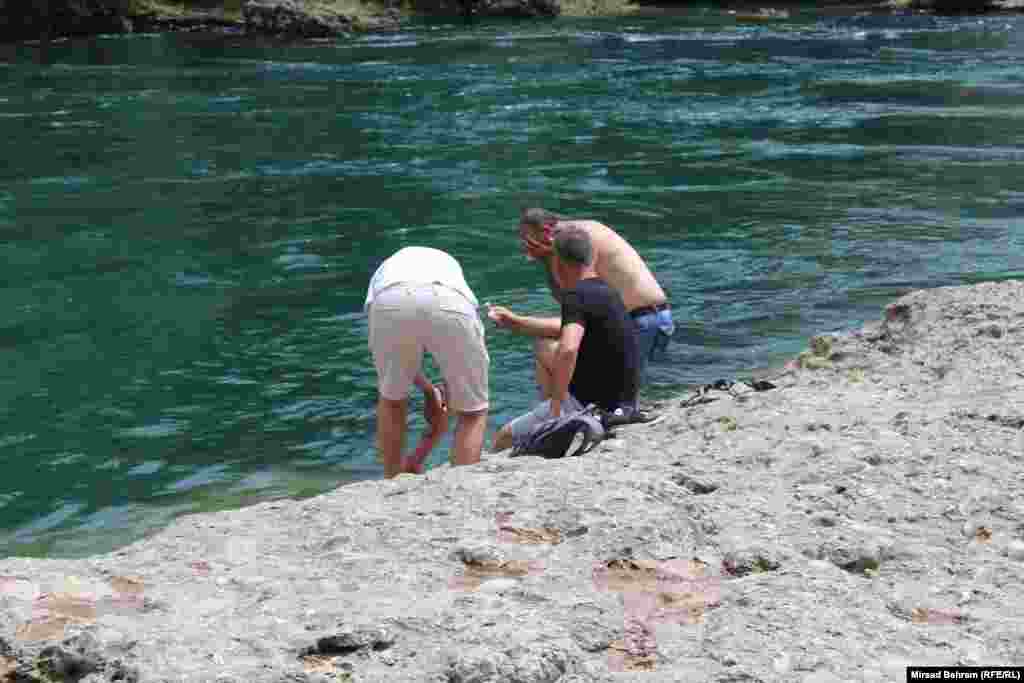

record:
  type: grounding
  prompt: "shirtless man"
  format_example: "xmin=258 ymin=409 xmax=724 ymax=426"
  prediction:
xmin=487 ymin=208 xmax=674 ymax=399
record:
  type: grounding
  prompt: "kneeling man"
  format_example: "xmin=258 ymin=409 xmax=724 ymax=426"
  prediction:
xmin=491 ymin=227 xmax=640 ymax=452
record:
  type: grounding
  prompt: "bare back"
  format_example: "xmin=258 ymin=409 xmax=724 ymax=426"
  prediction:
xmin=560 ymin=220 xmax=666 ymax=311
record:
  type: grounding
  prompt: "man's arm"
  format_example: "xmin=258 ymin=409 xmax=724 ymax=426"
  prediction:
xmin=540 ymin=254 xmax=564 ymax=304
xmin=413 ymin=373 xmax=447 ymax=437
xmin=549 ymin=322 xmax=584 ymax=418
xmin=487 ymin=305 xmax=562 ymax=338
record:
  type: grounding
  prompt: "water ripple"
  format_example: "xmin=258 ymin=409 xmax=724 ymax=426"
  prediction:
xmin=4 ymin=12 xmax=1024 ymax=556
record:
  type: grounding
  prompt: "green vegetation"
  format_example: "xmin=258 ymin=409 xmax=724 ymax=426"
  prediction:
xmin=796 ymin=334 xmax=836 ymax=370
xmin=716 ymin=415 xmax=738 ymax=431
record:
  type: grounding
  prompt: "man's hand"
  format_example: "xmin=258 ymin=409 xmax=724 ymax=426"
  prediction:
xmin=423 ymin=383 xmax=448 ymax=439
xmin=521 ymin=232 xmax=553 ymax=260
xmin=403 ymin=383 xmax=448 ymax=475
xmin=486 ymin=304 xmax=517 ymax=330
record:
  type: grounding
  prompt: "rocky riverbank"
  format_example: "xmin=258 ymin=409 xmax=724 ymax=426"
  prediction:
xmin=4 ymin=0 xmax=1024 ymax=44
xmin=2 ymin=279 xmax=1024 ymax=682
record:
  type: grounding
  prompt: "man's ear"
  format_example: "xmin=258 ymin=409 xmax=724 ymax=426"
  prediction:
xmin=542 ymin=222 xmax=555 ymax=242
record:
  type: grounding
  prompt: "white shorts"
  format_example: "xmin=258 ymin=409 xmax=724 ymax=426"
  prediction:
xmin=368 ymin=283 xmax=489 ymax=412
xmin=507 ymin=394 xmax=584 ymax=443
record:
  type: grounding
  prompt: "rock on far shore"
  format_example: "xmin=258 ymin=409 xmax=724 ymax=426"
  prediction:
xmin=240 ymin=0 xmax=399 ymax=39
xmin=0 ymin=0 xmax=402 ymax=43
xmin=2 ymin=279 xmax=1024 ymax=682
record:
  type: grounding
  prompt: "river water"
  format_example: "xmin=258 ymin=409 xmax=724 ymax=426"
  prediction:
xmin=1 ymin=9 xmax=1023 ymax=557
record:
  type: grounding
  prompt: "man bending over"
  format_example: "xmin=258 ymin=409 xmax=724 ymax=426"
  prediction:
xmin=492 ymin=227 xmax=639 ymax=452
xmin=366 ymin=246 xmax=489 ymax=477
xmin=488 ymin=208 xmax=674 ymax=397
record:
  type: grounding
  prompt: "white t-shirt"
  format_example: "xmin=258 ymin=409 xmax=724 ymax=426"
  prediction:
xmin=364 ymin=246 xmax=478 ymax=312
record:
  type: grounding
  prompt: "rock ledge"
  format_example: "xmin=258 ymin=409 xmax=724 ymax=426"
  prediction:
xmin=2 ymin=279 xmax=1023 ymax=681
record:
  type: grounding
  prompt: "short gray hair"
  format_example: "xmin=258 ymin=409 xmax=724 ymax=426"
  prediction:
xmin=554 ymin=226 xmax=593 ymax=266
xmin=521 ymin=207 xmax=567 ymax=229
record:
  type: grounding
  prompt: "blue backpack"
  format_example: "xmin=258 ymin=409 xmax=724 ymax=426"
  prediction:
xmin=511 ymin=404 xmax=606 ymax=459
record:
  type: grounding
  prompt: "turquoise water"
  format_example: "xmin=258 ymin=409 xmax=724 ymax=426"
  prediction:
xmin=2 ymin=10 xmax=1023 ymax=557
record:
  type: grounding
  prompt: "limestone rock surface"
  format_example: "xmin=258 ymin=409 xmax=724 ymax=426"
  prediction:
xmin=1 ymin=280 xmax=1024 ymax=681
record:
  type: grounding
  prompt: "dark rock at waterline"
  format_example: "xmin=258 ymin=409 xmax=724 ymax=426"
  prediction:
xmin=475 ymin=0 xmax=561 ymax=18
xmin=0 ymin=0 xmax=132 ymax=42
xmin=242 ymin=0 xmax=352 ymax=38
xmin=129 ymin=12 xmax=244 ymax=35
xmin=912 ymin=0 xmax=998 ymax=13
xmin=0 ymin=0 xmax=398 ymax=43
xmin=240 ymin=0 xmax=400 ymax=39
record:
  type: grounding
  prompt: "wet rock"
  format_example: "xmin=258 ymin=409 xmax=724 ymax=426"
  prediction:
xmin=242 ymin=0 xmax=352 ymax=38
xmin=476 ymin=0 xmax=560 ymax=17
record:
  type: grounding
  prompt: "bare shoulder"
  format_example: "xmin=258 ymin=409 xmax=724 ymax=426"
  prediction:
xmin=570 ymin=219 xmax=610 ymax=233
xmin=566 ymin=220 xmax=618 ymax=244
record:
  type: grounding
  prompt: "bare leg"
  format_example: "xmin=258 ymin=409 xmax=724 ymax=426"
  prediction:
xmin=533 ymin=337 xmax=559 ymax=400
xmin=377 ymin=396 xmax=408 ymax=478
xmin=452 ymin=410 xmax=488 ymax=466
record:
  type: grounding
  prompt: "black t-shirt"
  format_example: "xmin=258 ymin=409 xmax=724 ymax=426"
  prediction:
xmin=560 ymin=277 xmax=640 ymax=411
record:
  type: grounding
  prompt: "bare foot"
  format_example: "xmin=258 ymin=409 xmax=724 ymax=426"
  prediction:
xmin=401 ymin=456 xmax=425 ymax=475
